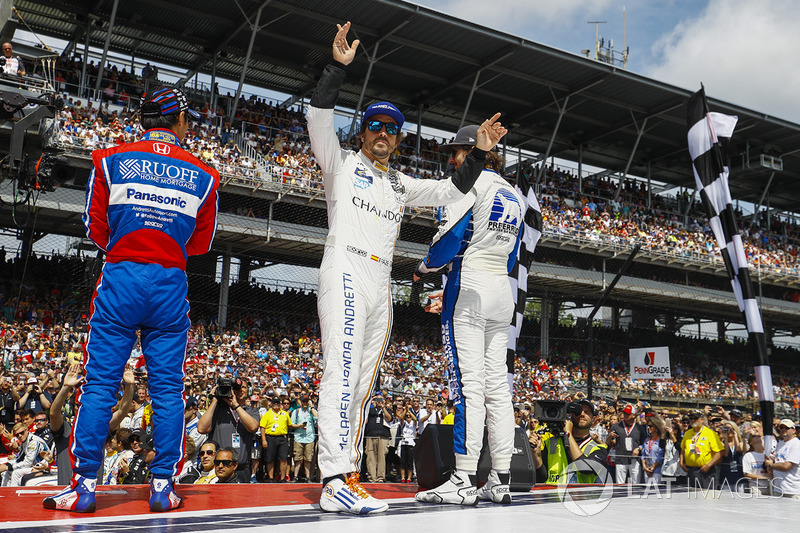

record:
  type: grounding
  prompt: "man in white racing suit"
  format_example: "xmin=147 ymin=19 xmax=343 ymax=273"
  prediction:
xmin=413 ymin=124 xmax=524 ymax=505
xmin=1 ymin=422 xmax=50 ymax=486
xmin=308 ymin=22 xmax=508 ymax=515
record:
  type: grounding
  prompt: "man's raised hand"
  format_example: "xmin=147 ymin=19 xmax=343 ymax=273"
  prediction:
xmin=332 ymin=21 xmax=360 ymax=66
xmin=64 ymin=362 xmax=85 ymax=388
xmin=475 ymin=112 xmax=508 ymax=151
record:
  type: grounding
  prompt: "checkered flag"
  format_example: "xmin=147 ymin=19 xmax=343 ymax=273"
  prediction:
xmin=687 ymin=86 xmax=774 ymax=429
xmin=506 ymin=172 xmax=543 ymax=390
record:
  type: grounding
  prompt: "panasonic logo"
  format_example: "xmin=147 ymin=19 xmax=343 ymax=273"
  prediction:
xmin=109 ymin=183 xmax=202 ymax=217
xmin=127 ymin=188 xmax=187 ymax=208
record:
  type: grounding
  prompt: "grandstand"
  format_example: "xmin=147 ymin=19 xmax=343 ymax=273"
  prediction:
xmin=0 ymin=0 xmax=798 ymax=419
xmin=1 ymin=0 xmax=800 ymax=529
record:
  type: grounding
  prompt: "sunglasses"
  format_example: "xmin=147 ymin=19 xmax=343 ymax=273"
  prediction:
xmin=779 ymin=425 xmax=793 ymax=430
xmin=35 ymin=418 xmax=47 ymax=423
xmin=14 ymin=431 xmax=26 ymax=437
xmin=366 ymin=120 xmax=400 ymax=135
xmin=199 ymin=449 xmax=216 ymax=456
xmin=214 ymin=459 xmax=235 ymax=467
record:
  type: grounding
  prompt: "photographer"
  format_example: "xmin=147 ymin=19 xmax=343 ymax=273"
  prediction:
xmin=0 ymin=43 xmax=26 ymax=76
xmin=531 ymin=400 xmax=608 ymax=484
xmin=18 ymin=376 xmax=51 ymax=414
xmin=197 ymin=377 xmax=259 ymax=483
xmin=718 ymin=419 xmax=745 ymax=489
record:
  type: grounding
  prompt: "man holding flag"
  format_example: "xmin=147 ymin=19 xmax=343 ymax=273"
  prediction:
xmin=413 ymin=124 xmax=540 ymax=505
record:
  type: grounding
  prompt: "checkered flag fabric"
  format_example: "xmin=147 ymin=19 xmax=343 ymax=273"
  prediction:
xmin=687 ymin=87 xmax=774 ymax=426
xmin=506 ymin=174 xmax=543 ymax=387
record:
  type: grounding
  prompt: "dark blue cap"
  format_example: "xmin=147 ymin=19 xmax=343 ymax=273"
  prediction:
xmin=363 ymin=101 xmax=404 ymax=129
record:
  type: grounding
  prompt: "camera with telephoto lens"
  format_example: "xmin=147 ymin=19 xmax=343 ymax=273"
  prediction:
xmin=215 ymin=377 xmax=233 ymax=399
xmin=533 ymin=400 xmax=584 ymax=423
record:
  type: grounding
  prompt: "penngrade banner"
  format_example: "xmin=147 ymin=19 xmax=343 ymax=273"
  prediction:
xmin=629 ymin=346 xmax=671 ymax=380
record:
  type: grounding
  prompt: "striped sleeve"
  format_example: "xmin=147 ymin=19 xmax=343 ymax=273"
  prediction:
xmin=186 ymin=167 xmax=220 ymax=256
xmin=83 ymin=151 xmax=111 ymax=251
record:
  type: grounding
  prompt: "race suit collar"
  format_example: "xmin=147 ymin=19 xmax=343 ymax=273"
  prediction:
xmin=141 ymin=128 xmax=182 ymax=146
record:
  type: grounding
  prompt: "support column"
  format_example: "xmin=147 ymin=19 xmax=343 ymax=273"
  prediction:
xmin=218 ymin=247 xmax=232 ymax=330
xmin=348 ymin=42 xmax=380 ymax=142
xmin=540 ymin=296 xmax=550 ymax=359
xmin=94 ymin=0 xmax=120 ymax=95
xmin=239 ymin=257 xmax=252 ymax=283
xmin=536 ymin=94 xmax=569 ymax=184
xmin=459 ymin=71 xmax=481 ymax=129
xmin=231 ymin=6 xmax=264 ymax=123
xmin=577 ymin=144 xmax=583 ymax=194
xmin=717 ymin=321 xmax=726 ymax=342
xmin=613 ymin=116 xmax=648 ymax=200
xmin=210 ymin=53 xmax=218 ymax=115
xmin=80 ymin=21 xmax=90 ymax=97
xmin=416 ymin=104 xmax=423 ymax=157
xmin=749 ymin=171 xmax=775 ymax=231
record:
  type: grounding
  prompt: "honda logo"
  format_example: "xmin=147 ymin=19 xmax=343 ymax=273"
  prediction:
xmin=153 ymin=142 xmax=171 ymax=155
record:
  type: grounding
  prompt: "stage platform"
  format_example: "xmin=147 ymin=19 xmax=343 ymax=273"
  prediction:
xmin=1 ymin=483 xmax=796 ymax=532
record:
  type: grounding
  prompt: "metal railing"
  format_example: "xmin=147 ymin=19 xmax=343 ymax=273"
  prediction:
xmin=43 ymin=128 xmax=800 ymax=278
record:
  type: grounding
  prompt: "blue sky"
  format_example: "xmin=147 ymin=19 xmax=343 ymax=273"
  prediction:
xmin=414 ymin=0 xmax=800 ymax=123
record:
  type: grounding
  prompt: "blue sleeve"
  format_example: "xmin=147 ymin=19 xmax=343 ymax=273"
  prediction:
xmin=422 ymin=209 xmax=473 ymax=271
xmin=507 ymin=224 xmax=523 ymax=274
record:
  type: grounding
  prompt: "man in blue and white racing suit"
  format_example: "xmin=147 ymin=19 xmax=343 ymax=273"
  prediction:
xmin=309 ymin=22 xmax=508 ymax=515
xmin=413 ymin=124 xmax=524 ymax=506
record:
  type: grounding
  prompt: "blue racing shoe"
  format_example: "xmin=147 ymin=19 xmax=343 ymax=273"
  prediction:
xmin=43 ymin=473 xmax=97 ymax=513
xmin=150 ymin=478 xmax=183 ymax=512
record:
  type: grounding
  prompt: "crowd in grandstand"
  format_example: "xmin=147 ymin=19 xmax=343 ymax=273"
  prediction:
xmin=1 ymin=252 xmax=800 ymax=487
xmin=1 ymin=50 xmax=799 ymax=491
xmin=46 ymin=99 xmax=800 ymax=284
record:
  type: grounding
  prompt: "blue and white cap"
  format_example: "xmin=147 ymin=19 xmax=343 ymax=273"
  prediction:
xmin=363 ymin=101 xmax=404 ymax=128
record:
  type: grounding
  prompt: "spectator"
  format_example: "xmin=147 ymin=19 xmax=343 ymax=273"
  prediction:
xmin=120 ymin=431 xmax=155 ymax=484
xmin=1 ymin=374 xmax=21 ymax=434
xmin=364 ymin=393 xmax=391 ymax=483
xmin=640 ymin=416 xmax=666 ymax=485
xmin=680 ymin=410 xmax=723 ymax=490
xmin=398 ymin=409 xmax=417 ymax=483
xmin=765 ymin=419 xmax=800 ymax=498
xmin=212 ymin=447 xmax=239 ymax=484
xmin=607 ymin=404 xmax=646 ymax=484
xmin=718 ymin=419 xmax=745 ymax=489
xmin=742 ymin=433 xmax=769 ymax=495
xmin=290 ymin=395 xmax=317 ymax=483
xmin=180 ymin=440 xmax=219 ymax=484
xmin=102 ymin=428 xmax=134 ymax=485
xmin=260 ymin=396 xmax=290 ymax=483
xmin=0 ymin=421 xmax=50 ymax=486
xmin=1 ymin=42 xmax=26 ymax=76
xmin=18 ymin=376 xmax=51 ymax=414
xmin=185 ymin=398 xmax=207 ymax=450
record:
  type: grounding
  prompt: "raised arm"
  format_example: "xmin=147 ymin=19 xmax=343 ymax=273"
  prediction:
xmin=405 ymin=114 xmax=507 ymax=207
xmin=306 ymin=22 xmax=360 ymax=175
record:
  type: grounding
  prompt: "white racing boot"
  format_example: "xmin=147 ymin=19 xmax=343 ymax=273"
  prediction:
xmin=415 ymin=471 xmax=478 ymax=505
xmin=319 ymin=473 xmax=389 ymax=515
xmin=477 ymin=470 xmax=512 ymax=504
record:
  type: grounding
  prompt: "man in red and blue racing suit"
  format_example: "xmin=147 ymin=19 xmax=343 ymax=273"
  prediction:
xmin=310 ymin=22 xmax=508 ymax=515
xmin=44 ymin=87 xmax=219 ymax=513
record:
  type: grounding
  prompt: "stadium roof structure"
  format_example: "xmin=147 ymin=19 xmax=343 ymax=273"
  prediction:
xmin=12 ymin=0 xmax=800 ymax=214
